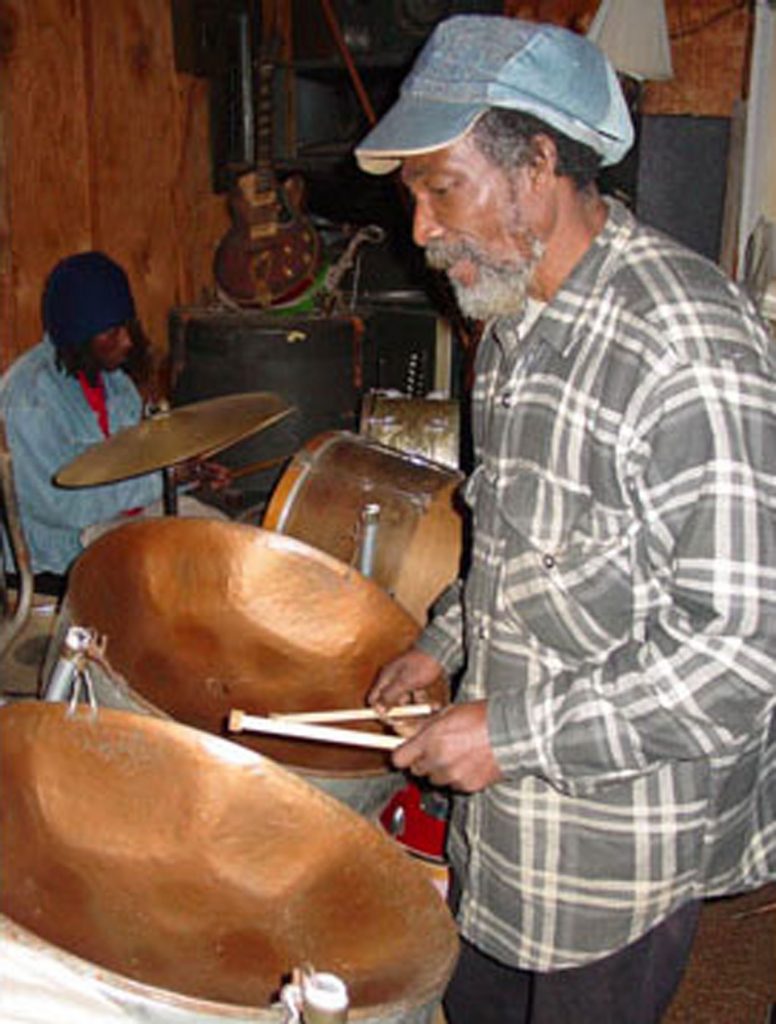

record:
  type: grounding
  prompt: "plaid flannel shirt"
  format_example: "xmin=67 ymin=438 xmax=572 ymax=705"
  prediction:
xmin=418 ymin=198 xmax=776 ymax=970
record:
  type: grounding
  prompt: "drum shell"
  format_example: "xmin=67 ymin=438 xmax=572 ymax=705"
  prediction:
xmin=359 ymin=392 xmax=460 ymax=471
xmin=0 ymin=916 xmax=444 ymax=1024
xmin=263 ymin=431 xmax=463 ymax=625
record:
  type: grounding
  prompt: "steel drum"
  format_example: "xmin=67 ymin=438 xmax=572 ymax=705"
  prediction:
xmin=359 ymin=392 xmax=460 ymax=470
xmin=0 ymin=702 xmax=458 ymax=1022
xmin=263 ymin=431 xmax=463 ymax=625
xmin=58 ymin=517 xmax=446 ymax=814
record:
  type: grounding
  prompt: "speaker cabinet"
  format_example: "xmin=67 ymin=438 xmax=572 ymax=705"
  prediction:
xmin=635 ymin=115 xmax=731 ymax=263
xmin=170 ymin=309 xmax=362 ymax=512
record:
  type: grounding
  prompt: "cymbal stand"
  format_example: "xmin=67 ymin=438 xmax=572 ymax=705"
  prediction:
xmin=162 ymin=466 xmax=179 ymax=516
xmin=144 ymin=400 xmax=178 ymax=516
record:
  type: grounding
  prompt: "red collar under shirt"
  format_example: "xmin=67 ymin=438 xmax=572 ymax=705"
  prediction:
xmin=77 ymin=370 xmax=143 ymax=516
xmin=77 ymin=370 xmax=109 ymax=437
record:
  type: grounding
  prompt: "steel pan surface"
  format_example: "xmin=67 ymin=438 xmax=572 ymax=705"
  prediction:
xmin=65 ymin=518 xmax=443 ymax=775
xmin=0 ymin=703 xmax=458 ymax=1014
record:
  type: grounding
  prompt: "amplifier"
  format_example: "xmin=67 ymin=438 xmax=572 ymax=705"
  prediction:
xmin=169 ymin=307 xmax=363 ymax=514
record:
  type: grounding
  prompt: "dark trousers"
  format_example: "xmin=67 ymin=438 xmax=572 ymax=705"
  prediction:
xmin=443 ymin=900 xmax=701 ymax=1024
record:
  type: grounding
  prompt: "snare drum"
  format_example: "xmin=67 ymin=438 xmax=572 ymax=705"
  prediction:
xmin=263 ymin=430 xmax=463 ymax=624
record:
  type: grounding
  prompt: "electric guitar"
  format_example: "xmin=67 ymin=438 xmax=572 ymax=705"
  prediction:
xmin=214 ymin=53 xmax=321 ymax=308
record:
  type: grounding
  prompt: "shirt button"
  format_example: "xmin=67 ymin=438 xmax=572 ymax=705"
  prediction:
xmin=543 ymin=554 xmax=556 ymax=569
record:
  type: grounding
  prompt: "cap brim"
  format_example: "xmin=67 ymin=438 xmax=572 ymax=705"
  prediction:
xmin=355 ymin=95 xmax=485 ymax=174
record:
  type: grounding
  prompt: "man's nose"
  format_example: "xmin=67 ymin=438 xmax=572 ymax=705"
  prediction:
xmin=412 ymin=199 xmax=444 ymax=248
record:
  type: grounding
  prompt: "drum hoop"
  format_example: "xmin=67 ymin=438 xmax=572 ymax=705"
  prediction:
xmin=265 ymin=431 xmax=343 ymax=531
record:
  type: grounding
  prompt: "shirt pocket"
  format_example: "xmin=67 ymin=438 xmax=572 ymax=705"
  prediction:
xmin=496 ymin=470 xmax=636 ymax=660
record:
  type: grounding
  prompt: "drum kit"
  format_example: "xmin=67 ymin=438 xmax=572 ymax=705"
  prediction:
xmin=1 ymin=386 xmax=465 ymax=1022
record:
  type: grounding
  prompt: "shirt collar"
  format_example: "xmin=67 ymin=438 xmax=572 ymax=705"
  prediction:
xmin=490 ymin=197 xmax=637 ymax=357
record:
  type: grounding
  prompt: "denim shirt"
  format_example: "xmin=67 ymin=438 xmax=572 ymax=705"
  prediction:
xmin=0 ymin=338 xmax=161 ymax=574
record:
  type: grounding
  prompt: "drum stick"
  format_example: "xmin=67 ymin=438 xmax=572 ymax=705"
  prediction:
xmin=269 ymin=704 xmax=437 ymax=724
xmin=228 ymin=710 xmax=404 ymax=750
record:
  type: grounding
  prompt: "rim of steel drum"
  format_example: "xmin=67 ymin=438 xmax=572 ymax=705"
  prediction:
xmin=0 ymin=703 xmax=458 ymax=1017
xmin=65 ymin=517 xmax=447 ymax=777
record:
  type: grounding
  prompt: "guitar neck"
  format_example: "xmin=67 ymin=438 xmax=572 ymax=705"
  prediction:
xmin=254 ymin=58 xmax=278 ymax=197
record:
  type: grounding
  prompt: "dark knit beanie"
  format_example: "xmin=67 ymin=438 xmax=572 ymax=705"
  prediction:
xmin=42 ymin=251 xmax=136 ymax=350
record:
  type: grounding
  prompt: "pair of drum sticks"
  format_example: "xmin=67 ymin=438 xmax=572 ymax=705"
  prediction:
xmin=228 ymin=703 xmax=437 ymax=751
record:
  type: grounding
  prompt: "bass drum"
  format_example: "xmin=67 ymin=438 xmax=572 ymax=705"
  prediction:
xmin=0 ymin=702 xmax=459 ymax=1023
xmin=263 ymin=431 xmax=463 ymax=625
xmin=359 ymin=391 xmax=460 ymax=470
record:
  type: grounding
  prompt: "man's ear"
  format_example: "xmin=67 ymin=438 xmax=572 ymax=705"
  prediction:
xmin=526 ymin=134 xmax=559 ymax=189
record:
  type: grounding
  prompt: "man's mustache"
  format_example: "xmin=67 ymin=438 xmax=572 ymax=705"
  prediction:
xmin=425 ymin=239 xmax=481 ymax=272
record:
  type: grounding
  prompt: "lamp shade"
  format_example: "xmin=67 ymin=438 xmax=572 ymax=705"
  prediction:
xmin=587 ymin=0 xmax=674 ymax=81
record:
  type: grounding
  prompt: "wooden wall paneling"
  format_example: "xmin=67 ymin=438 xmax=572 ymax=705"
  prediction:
xmin=84 ymin=0 xmax=228 ymax=378
xmin=84 ymin=0 xmax=186 ymax=357
xmin=0 ymin=0 xmax=229 ymax=378
xmin=502 ymin=0 xmax=599 ymax=32
xmin=0 ymin=0 xmax=92 ymax=369
xmin=503 ymin=1 xmax=750 ymax=118
xmin=171 ymin=74 xmax=230 ymax=312
xmin=644 ymin=0 xmax=751 ymax=118
xmin=0 ymin=3 xmax=13 ymax=372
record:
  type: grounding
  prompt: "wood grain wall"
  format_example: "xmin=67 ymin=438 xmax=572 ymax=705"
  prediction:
xmin=504 ymin=0 xmax=752 ymax=118
xmin=0 ymin=0 xmax=228 ymax=375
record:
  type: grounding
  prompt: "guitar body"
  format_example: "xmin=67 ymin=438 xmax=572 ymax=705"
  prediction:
xmin=214 ymin=172 xmax=321 ymax=307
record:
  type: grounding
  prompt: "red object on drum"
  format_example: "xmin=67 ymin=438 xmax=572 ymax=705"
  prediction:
xmin=380 ymin=781 xmax=450 ymax=864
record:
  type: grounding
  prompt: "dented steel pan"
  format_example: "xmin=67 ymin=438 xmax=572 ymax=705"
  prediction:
xmin=0 ymin=702 xmax=458 ymax=1022
xmin=58 ymin=518 xmax=446 ymax=814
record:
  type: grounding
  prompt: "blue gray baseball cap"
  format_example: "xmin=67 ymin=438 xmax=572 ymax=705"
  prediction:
xmin=356 ymin=15 xmax=634 ymax=173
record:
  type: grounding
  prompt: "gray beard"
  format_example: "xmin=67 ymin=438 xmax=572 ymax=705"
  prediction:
xmin=426 ymin=236 xmax=544 ymax=321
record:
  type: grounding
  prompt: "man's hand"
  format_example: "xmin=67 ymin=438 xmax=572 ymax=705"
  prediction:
xmin=173 ymin=458 xmax=231 ymax=492
xmin=392 ymin=701 xmax=502 ymax=793
xmin=368 ymin=648 xmax=444 ymax=711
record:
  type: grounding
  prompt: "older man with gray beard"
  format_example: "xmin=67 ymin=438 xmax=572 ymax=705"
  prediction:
xmin=356 ymin=15 xmax=776 ymax=1024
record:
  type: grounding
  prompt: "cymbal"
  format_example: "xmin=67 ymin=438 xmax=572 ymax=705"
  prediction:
xmin=65 ymin=518 xmax=448 ymax=775
xmin=55 ymin=392 xmax=293 ymax=487
xmin=0 ymin=702 xmax=458 ymax=1010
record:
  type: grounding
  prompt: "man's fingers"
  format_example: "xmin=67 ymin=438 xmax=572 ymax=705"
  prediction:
xmin=369 ymin=649 xmax=443 ymax=709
